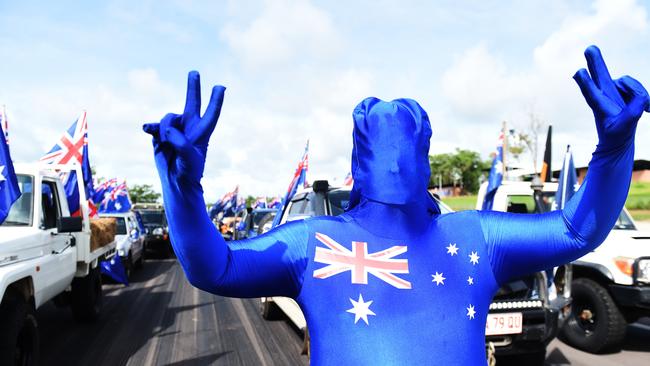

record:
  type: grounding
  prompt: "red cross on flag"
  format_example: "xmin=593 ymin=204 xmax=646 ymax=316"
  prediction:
xmin=313 ymin=232 xmax=411 ymax=289
xmin=40 ymin=111 xmax=88 ymax=165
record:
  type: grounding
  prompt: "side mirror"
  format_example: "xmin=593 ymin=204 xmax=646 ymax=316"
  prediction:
xmin=57 ymin=216 xmax=83 ymax=233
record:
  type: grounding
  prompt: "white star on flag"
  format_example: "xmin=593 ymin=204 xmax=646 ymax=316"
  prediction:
xmin=115 ymin=202 xmax=122 ymax=210
xmin=446 ymin=243 xmax=458 ymax=256
xmin=573 ymin=183 xmax=580 ymax=192
xmin=347 ymin=294 xmax=376 ymax=325
xmin=0 ymin=165 xmax=5 ymax=184
xmin=467 ymin=276 xmax=474 ymax=285
xmin=431 ymin=272 xmax=445 ymax=286
xmin=466 ymin=304 xmax=476 ymax=319
xmin=469 ymin=251 xmax=480 ymax=265
xmin=494 ymin=161 xmax=503 ymax=175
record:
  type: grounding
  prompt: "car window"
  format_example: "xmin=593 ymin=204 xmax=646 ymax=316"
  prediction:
xmin=115 ymin=217 xmax=127 ymax=235
xmin=40 ymin=181 xmax=60 ymax=230
xmin=614 ymin=210 xmax=636 ymax=230
xmin=507 ymin=192 xmax=558 ymax=214
xmin=329 ymin=190 xmax=350 ymax=216
xmin=288 ymin=198 xmax=307 ymax=216
xmin=2 ymin=174 xmax=34 ymax=226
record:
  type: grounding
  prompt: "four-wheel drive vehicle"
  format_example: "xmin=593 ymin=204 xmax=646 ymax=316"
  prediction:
xmin=475 ymin=180 xmax=572 ymax=362
xmin=559 ymin=207 xmax=650 ymax=353
xmin=99 ymin=211 xmax=145 ymax=278
xmin=0 ymin=164 xmax=117 ymax=364
xmin=477 ymin=180 xmax=650 ymax=354
xmin=233 ymin=208 xmax=277 ymax=240
xmin=136 ymin=207 xmax=170 ymax=254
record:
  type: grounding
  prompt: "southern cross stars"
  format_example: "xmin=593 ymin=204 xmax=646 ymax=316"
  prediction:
xmin=467 ymin=276 xmax=474 ymax=285
xmin=466 ymin=304 xmax=476 ymax=319
xmin=0 ymin=165 xmax=5 ymax=184
xmin=469 ymin=251 xmax=480 ymax=265
xmin=446 ymin=243 xmax=458 ymax=256
xmin=431 ymin=272 xmax=445 ymax=286
xmin=347 ymin=294 xmax=376 ymax=325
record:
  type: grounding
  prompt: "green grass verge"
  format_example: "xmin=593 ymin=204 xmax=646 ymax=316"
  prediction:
xmin=441 ymin=195 xmax=477 ymax=211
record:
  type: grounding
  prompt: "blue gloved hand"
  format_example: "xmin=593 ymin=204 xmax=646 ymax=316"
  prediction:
xmin=573 ymin=46 xmax=650 ymax=152
xmin=143 ymin=71 xmax=226 ymax=183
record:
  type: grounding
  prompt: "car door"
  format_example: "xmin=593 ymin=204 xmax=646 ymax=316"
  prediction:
xmin=38 ymin=179 xmax=76 ymax=302
xmin=127 ymin=214 xmax=143 ymax=259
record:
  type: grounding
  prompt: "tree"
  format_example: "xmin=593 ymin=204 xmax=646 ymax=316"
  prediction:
xmin=429 ymin=149 xmax=490 ymax=194
xmin=128 ymin=184 xmax=161 ymax=204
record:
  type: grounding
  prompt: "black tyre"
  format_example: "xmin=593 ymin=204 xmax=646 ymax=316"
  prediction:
xmin=560 ymin=278 xmax=626 ymax=353
xmin=0 ymin=292 xmax=39 ymax=366
xmin=70 ymin=265 xmax=103 ymax=323
xmin=301 ymin=327 xmax=311 ymax=359
xmin=497 ymin=349 xmax=545 ymax=366
xmin=260 ymin=298 xmax=282 ymax=320
xmin=134 ymin=247 xmax=144 ymax=270
xmin=256 ymin=213 xmax=276 ymax=235
xmin=123 ymin=253 xmax=133 ymax=280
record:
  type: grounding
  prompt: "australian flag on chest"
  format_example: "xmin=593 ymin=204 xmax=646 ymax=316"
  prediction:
xmin=40 ymin=111 xmax=96 ymax=217
xmin=0 ymin=121 xmax=20 ymax=224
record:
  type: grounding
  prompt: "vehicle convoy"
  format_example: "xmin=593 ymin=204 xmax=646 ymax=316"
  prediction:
xmin=0 ymin=164 xmax=117 ymax=364
xmin=477 ymin=180 xmax=650 ymax=353
xmin=260 ymin=180 xmax=570 ymax=363
xmin=99 ymin=211 xmax=145 ymax=278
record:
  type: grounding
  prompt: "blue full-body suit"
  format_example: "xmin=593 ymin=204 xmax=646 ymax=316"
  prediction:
xmin=144 ymin=46 xmax=649 ymax=365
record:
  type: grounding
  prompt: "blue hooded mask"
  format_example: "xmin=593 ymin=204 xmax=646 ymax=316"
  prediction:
xmin=347 ymin=97 xmax=440 ymax=214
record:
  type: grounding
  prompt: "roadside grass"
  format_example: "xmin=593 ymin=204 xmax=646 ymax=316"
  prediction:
xmin=441 ymin=182 xmax=650 ymax=221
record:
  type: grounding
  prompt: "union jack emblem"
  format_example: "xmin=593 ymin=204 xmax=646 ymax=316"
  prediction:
xmin=313 ymin=232 xmax=411 ymax=289
xmin=40 ymin=111 xmax=88 ymax=165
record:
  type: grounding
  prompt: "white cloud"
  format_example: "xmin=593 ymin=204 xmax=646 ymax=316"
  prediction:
xmin=440 ymin=0 xmax=650 ymax=167
xmin=220 ymin=0 xmax=341 ymax=71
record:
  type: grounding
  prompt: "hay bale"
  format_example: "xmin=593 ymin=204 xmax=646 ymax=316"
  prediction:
xmin=90 ymin=218 xmax=116 ymax=251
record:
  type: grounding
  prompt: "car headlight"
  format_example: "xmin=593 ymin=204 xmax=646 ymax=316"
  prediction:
xmin=636 ymin=258 xmax=650 ymax=284
xmin=614 ymin=256 xmax=634 ymax=276
xmin=153 ymin=227 xmax=164 ymax=235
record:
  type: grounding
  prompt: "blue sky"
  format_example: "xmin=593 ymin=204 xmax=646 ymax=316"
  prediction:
xmin=1 ymin=0 xmax=649 ymax=200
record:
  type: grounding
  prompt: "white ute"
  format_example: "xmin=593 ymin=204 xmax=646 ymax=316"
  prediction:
xmin=0 ymin=164 xmax=117 ymax=364
xmin=477 ymin=180 xmax=650 ymax=353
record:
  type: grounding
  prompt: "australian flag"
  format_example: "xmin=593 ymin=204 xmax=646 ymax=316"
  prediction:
xmin=40 ymin=111 xmax=96 ymax=217
xmin=482 ymin=130 xmax=504 ymax=211
xmin=252 ymin=197 xmax=267 ymax=209
xmin=235 ymin=196 xmax=246 ymax=213
xmin=272 ymin=140 xmax=309 ymax=227
xmin=97 ymin=180 xmax=132 ymax=213
xmin=1 ymin=105 xmax=9 ymax=145
xmin=268 ymin=196 xmax=281 ymax=209
xmin=0 ymin=120 xmax=20 ymax=224
xmin=343 ymin=172 xmax=353 ymax=187
xmin=554 ymin=145 xmax=578 ymax=210
xmin=211 ymin=186 xmax=239 ymax=218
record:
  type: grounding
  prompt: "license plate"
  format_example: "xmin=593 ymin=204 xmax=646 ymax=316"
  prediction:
xmin=485 ymin=312 xmax=523 ymax=336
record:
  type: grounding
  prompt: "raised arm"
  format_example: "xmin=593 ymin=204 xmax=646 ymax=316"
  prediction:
xmin=143 ymin=72 xmax=308 ymax=298
xmin=480 ymin=46 xmax=650 ymax=285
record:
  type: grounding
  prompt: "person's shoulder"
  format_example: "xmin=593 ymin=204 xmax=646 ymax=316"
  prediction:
xmin=435 ymin=210 xmax=481 ymax=224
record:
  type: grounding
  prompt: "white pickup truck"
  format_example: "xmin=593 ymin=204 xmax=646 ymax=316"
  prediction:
xmin=0 ymin=164 xmax=117 ymax=364
xmin=476 ymin=180 xmax=650 ymax=354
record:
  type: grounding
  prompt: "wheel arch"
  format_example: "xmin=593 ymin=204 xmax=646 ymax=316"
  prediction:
xmin=572 ymin=261 xmax=614 ymax=287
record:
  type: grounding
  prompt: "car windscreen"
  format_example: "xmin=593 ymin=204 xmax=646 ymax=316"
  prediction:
xmin=1 ymin=174 xmax=34 ymax=227
xmin=507 ymin=192 xmax=557 ymax=214
xmin=252 ymin=211 xmax=274 ymax=227
xmin=114 ymin=217 xmax=127 ymax=235
xmin=329 ymin=190 xmax=350 ymax=216
xmin=141 ymin=211 xmax=164 ymax=224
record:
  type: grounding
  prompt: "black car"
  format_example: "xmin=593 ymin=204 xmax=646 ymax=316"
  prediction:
xmin=136 ymin=208 xmax=171 ymax=255
xmin=274 ymin=180 xmax=570 ymax=365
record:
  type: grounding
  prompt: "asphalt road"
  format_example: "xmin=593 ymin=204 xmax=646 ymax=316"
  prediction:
xmin=36 ymin=258 xmax=649 ymax=365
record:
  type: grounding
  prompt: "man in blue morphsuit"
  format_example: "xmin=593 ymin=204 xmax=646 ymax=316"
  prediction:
xmin=143 ymin=46 xmax=649 ymax=365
